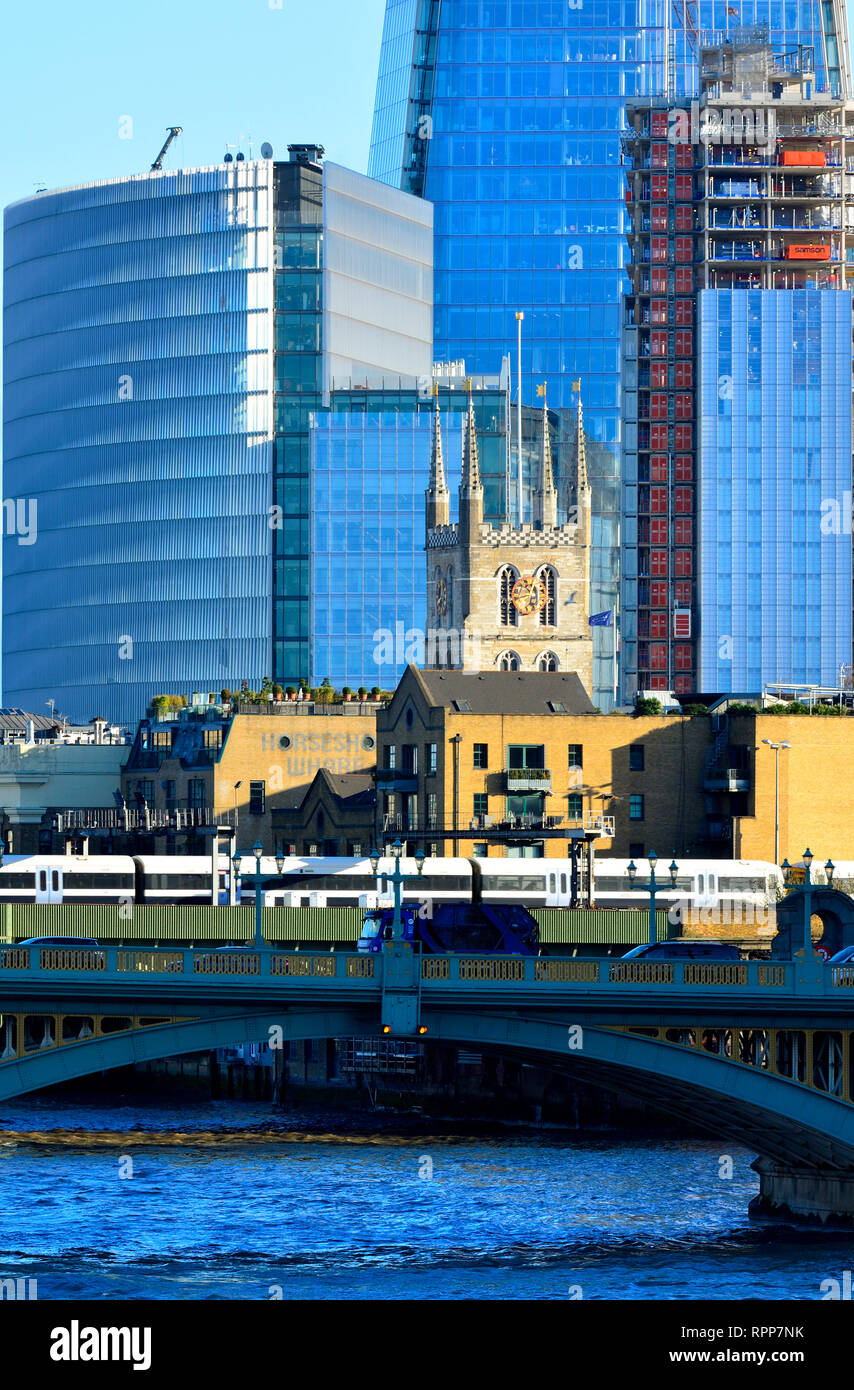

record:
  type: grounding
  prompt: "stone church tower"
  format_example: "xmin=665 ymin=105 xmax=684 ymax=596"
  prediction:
xmin=425 ymin=387 xmax=594 ymax=695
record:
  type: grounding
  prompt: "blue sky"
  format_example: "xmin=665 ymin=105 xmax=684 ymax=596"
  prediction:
xmin=3 ymin=1 xmax=853 ymax=212
xmin=1 ymin=0 xmax=387 ymax=214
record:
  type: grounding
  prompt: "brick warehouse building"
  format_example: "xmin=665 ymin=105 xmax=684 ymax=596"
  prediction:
xmin=371 ymin=667 xmax=854 ymax=865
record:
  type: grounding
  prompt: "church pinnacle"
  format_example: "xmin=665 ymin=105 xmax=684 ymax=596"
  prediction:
xmin=534 ymin=385 xmax=557 ymax=529
xmin=425 ymin=389 xmax=450 ymax=533
xmin=576 ymin=393 xmax=590 ymax=496
xmin=458 ymin=382 xmax=483 ymax=544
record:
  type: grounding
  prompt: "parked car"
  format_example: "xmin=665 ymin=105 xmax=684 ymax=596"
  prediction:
xmin=621 ymin=941 xmax=740 ymax=962
xmin=17 ymin=936 xmax=100 ymax=947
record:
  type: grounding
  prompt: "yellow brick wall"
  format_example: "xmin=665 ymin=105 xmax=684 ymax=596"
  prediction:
xmin=434 ymin=713 xmax=711 ymax=858
xmin=734 ymin=714 xmax=854 ymax=864
xmin=375 ymin=674 xmax=714 ymax=859
xmin=214 ymin=714 xmax=377 ymax=847
xmin=124 ymin=712 xmax=377 ymax=852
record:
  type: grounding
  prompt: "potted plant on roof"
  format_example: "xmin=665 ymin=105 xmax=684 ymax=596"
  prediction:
xmin=342 ymin=686 xmax=352 ymax=703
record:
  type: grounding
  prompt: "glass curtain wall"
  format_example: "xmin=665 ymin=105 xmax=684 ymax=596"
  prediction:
xmin=698 ymin=289 xmax=852 ymax=689
xmin=3 ymin=163 xmax=274 ymax=727
xmin=273 ymin=160 xmax=324 ymax=688
xmin=369 ymin=0 xmax=844 ymax=704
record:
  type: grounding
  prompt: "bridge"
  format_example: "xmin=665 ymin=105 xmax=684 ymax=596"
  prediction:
xmin=4 ymin=887 xmax=854 ymax=1228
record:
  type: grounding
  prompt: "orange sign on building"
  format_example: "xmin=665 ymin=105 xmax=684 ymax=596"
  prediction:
xmin=785 ymin=244 xmax=831 ymax=260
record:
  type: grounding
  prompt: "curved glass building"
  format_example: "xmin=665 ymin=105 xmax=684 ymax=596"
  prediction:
xmin=3 ymin=152 xmax=433 ymax=725
xmin=3 ymin=161 xmax=275 ymax=727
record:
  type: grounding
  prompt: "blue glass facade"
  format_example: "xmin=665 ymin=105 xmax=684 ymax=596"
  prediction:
xmin=3 ymin=154 xmax=433 ymax=725
xmin=312 ymin=378 xmax=511 ymax=688
xmin=311 ymin=412 xmax=460 ymax=687
xmin=3 ymin=163 xmax=275 ymax=728
xmin=698 ymin=289 xmax=852 ymax=689
xmin=369 ymin=0 xmax=846 ymax=704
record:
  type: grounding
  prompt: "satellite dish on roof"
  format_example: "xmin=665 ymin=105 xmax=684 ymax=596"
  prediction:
xmin=236 ymin=151 xmax=245 ymax=161
xmin=224 ymin=152 xmax=233 ymax=163
xmin=260 ymin=141 xmax=273 ymax=159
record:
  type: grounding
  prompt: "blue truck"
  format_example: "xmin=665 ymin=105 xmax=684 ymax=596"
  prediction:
xmin=357 ymin=900 xmax=540 ymax=955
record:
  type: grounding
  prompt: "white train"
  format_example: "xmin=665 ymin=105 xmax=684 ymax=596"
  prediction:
xmin=0 ymin=852 xmax=784 ymax=913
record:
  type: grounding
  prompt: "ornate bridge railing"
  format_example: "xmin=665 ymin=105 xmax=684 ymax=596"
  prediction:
xmin=0 ymin=947 xmax=849 ymax=994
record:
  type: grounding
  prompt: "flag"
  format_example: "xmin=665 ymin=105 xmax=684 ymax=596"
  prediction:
xmin=571 ymin=378 xmax=581 ymax=391
xmin=536 ymin=382 xmax=547 ymax=397
xmin=589 ymin=609 xmax=612 ymax=627
xmin=726 ymin=5 xmax=739 ymax=12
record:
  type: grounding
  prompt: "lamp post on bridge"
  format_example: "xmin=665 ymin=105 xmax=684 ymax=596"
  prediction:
xmin=627 ymin=851 xmax=679 ymax=946
xmin=782 ymin=849 xmax=835 ymax=958
xmin=369 ymin=838 xmax=425 ymax=940
xmin=231 ymin=841 xmax=286 ymax=948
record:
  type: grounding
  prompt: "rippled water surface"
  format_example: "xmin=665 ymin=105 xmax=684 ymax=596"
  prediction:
xmin=0 ymin=1096 xmax=851 ymax=1300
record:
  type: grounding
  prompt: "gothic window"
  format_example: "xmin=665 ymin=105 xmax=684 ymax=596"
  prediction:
xmin=537 ymin=652 xmax=559 ymax=671
xmin=497 ymin=651 xmax=521 ymax=671
xmin=537 ymin=566 xmax=557 ymax=626
xmin=446 ymin=566 xmax=454 ymax=627
xmin=499 ymin=566 xmax=519 ymax=627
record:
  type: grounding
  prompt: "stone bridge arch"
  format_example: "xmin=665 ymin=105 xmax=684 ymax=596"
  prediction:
xmin=3 ymin=1004 xmax=854 ymax=1180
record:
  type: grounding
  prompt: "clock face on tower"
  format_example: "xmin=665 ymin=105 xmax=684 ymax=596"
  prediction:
xmin=435 ymin=576 xmax=448 ymax=617
xmin=511 ymin=575 xmax=546 ymax=615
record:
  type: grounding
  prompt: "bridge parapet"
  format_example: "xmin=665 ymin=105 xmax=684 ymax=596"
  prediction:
xmin=6 ymin=946 xmax=854 ymax=1012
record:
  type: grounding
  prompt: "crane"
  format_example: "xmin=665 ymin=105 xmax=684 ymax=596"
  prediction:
xmin=151 ymin=127 xmax=182 ymax=172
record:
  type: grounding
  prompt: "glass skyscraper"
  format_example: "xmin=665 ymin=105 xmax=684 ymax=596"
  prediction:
xmin=698 ymin=290 xmax=853 ymax=689
xmin=3 ymin=161 xmax=275 ymax=729
xmin=368 ymin=0 xmax=849 ymax=703
xmin=3 ymin=151 xmax=432 ymax=725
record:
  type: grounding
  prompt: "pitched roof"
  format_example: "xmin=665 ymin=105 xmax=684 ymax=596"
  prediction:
xmin=412 ymin=666 xmax=596 ymax=715
xmin=276 ymin=769 xmax=376 ymax=817
xmin=0 ymin=708 xmax=60 ymax=732
xmin=317 ymin=770 xmax=375 ymax=806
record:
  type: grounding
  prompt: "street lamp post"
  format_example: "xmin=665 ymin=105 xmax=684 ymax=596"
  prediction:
xmin=761 ymin=739 xmax=791 ymax=865
xmin=627 ymin=851 xmax=679 ymax=946
xmin=802 ymin=846 xmax=814 ymax=956
xmin=232 ymin=840 xmax=285 ymax=948
xmin=369 ymin=839 xmax=425 ymax=940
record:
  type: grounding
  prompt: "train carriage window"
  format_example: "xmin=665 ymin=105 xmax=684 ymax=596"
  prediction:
xmin=549 ymin=874 xmax=556 ymax=893
xmin=38 ymin=871 xmax=46 ymax=893
xmin=145 ymin=874 xmax=216 ymax=890
xmin=64 ymin=874 xmax=135 ymax=889
xmin=0 ymin=874 xmax=36 ymax=888
xmin=718 ymin=876 xmax=765 ymax=893
xmin=560 ymin=874 xmax=567 ymax=894
xmin=482 ymin=874 xmax=547 ymax=893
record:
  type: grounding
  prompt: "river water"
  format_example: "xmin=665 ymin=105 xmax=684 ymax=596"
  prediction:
xmin=0 ymin=1096 xmax=851 ymax=1300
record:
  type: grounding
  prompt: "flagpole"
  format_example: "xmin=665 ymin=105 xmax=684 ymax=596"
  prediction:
xmin=613 ymin=525 xmax=620 ymax=708
xmin=516 ymin=310 xmax=524 ymax=526
xmin=613 ymin=600 xmax=618 ymax=707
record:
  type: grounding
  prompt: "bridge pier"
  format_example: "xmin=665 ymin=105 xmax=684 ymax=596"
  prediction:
xmin=750 ymin=1157 xmax=854 ymax=1229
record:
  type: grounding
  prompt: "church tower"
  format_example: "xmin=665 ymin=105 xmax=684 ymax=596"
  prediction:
xmin=425 ymin=385 xmax=594 ymax=696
